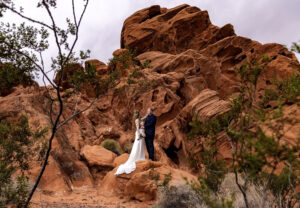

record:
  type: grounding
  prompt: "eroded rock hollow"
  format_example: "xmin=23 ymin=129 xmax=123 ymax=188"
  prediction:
xmin=1 ymin=4 xmax=299 ymax=207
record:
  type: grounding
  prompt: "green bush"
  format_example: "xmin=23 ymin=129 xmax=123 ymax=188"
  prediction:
xmin=139 ymin=59 xmax=152 ymax=69
xmin=123 ymin=141 xmax=133 ymax=154
xmin=108 ymin=47 xmax=137 ymax=70
xmin=101 ymin=139 xmax=123 ymax=155
xmin=70 ymin=62 xmax=121 ymax=96
xmin=0 ymin=63 xmax=33 ymax=96
xmin=0 ymin=115 xmax=47 ymax=207
xmin=262 ymin=74 xmax=300 ymax=105
xmin=187 ymin=57 xmax=300 ymax=208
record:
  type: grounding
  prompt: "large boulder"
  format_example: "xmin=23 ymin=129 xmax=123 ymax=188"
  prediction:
xmin=30 ymin=156 xmax=72 ymax=193
xmin=137 ymin=43 xmax=299 ymax=100
xmin=98 ymin=160 xmax=196 ymax=201
xmin=80 ymin=145 xmax=117 ymax=169
xmin=121 ymin=4 xmax=235 ymax=55
xmin=85 ymin=59 xmax=108 ymax=75
xmin=51 ymin=149 xmax=94 ymax=187
xmin=53 ymin=63 xmax=84 ymax=90
xmin=113 ymin=153 xmax=130 ymax=167
xmin=200 ymin=36 xmax=300 ymax=100
xmin=156 ymin=89 xmax=232 ymax=165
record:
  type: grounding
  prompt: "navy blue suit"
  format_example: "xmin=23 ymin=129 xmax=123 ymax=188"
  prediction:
xmin=144 ymin=114 xmax=156 ymax=160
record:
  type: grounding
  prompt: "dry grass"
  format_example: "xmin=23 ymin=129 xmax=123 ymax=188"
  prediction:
xmin=155 ymin=173 xmax=278 ymax=208
xmin=155 ymin=185 xmax=205 ymax=208
xmin=218 ymin=173 xmax=274 ymax=208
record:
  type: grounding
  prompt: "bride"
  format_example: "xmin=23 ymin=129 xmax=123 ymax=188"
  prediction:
xmin=115 ymin=110 xmax=146 ymax=175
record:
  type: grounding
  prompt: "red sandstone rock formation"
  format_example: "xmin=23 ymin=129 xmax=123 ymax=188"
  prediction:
xmin=1 ymin=4 xmax=299 ymax=207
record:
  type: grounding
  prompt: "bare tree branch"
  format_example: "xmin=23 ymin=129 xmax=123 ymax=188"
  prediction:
xmin=64 ymin=0 xmax=89 ymax=65
xmin=285 ymin=162 xmax=300 ymax=202
xmin=56 ymin=96 xmax=98 ymax=130
xmin=23 ymin=1 xmax=91 ymax=207
xmin=2 ymin=3 xmax=53 ymax=30
xmin=42 ymin=0 xmax=63 ymax=67
xmin=72 ymin=0 xmax=78 ymax=27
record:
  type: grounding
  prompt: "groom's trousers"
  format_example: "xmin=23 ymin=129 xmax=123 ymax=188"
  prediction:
xmin=145 ymin=134 xmax=155 ymax=161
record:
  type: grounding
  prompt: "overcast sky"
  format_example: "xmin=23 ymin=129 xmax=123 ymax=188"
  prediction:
xmin=2 ymin=0 xmax=300 ymax=84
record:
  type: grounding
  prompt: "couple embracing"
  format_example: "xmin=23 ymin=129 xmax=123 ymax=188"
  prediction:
xmin=115 ymin=108 xmax=156 ymax=175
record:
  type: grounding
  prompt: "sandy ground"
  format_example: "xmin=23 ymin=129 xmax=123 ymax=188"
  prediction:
xmin=31 ymin=187 xmax=154 ymax=208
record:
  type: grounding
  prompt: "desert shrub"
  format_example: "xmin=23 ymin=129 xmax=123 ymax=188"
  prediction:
xmin=187 ymin=56 xmax=300 ymax=208
xmin=186 ymin=178 xmax=235 ymax=208
xmin=108 ymin=47 xmax=137 ymax=70
xmin=70 ymin=62 xmax=121 ymax=95
xmin=188 ymin=112 xmax=233 ymax=139
xmin=291 ymin=41 xmax=300 ymax=53
xmin=137 ymin=79 xmax=157 ymax=93
xmin=0 ymin=63 xmax=33 ymax=96
xmin=188 ymin=112 xmax=232 ymax=192
xmin=218 ymin=173 xmax=273 ymax=208
xmin=161 ymin=172 xmax=172 ymax=187
xmin=107 ymin=69 xmax=120 ymax=86
xmin=0 ymin=115 xmax=47 ymax=207
xmin=139 ymin=59 xmax=152 ymax=69
xmin=155 ymin=185 xmax=204 ymax=208
xmin=101 ymin=139 xmax=123 ymax=155
xmin=148 ymin=165 xmax=173 ymax=189
xmin=148 ymin=165 xmax=161 ymax=185
xmin=71 ymin=62 xmax=96 ymax=89
xmin=262 ymin=74 xmax=300 ymax=105
xmin=123 ymin=141 xmax=133 ymax=154
xmin=127 ymin=68 xmax=143 ymax=85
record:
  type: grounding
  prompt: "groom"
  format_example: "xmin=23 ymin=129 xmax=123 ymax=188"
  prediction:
xmin=144 ymin=107 xmax=156 ymax=161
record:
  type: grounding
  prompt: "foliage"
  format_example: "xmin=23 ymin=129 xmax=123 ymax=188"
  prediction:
xmin=188 ymin=112 xmax=232 ymax=192
xmin=162 ymin=172 xmax=172 ymax=187
xmin=188 ymin=112 xmax=233 ymax=139
xmin=0 ymin=21 xmax=49 ymax=73
xmin=262 ymin=74 xmax=300 ymax=105
xmin=291 ymin=41 xmax=300 ymax=53
xmin=140 ymin=59 xmax=152 ymax=69
xmin=0 ymin=63 xmax=34 ymax=96
xmin=149 ymin=164 xmax=160 ymax=183
xmin=70 ymin=63 xmax=98 ymax=93
xmin=0 ymin=115 xmax=47 ymax=207
xmin=185 ymin=179 xmax=235 ymax=208
xmin=101 ymin=139 xmax=123 ymax=155
xmin=127 ymin=68 xmax=143 ymax=85
xmin=187 ymin=56 xmax=300 ymax=208
xmin=108 ymin=47 xmax=137 ymax=70
xmin=137 ymin=79 xmax=157 ymax=93
xmin=1 ymin=1 xmax=92 ymax=206
xmin=123 ymin=141 xmax=133 ymax=154
xmin=148 ymin=164 xmax=173 ymax=188
xmin=155 ymin=185 xmax=204 ymax=208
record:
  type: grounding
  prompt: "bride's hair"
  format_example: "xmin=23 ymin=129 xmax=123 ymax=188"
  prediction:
xmin=132 ymin=110 xmax=140 ymax=132
xmin=134 ymin=110 xmax=140 ymax=119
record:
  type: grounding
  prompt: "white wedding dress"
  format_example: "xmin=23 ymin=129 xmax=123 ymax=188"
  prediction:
xmin=115 ymin=119 xmax=146 ymax=175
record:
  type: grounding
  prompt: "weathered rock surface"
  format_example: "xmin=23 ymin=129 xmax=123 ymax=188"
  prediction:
xmin=1 ymin=4 xmax=299 ymax=207
xmin=156 ymin=89 xmax=232 ymax=163
xmin=85 ymin=59 xmax=108 ymax=75
xmin=80 ymin=145 xmax=117 ymax=168
xmin=53 ymin=63 xmax=84 ymax=90
xmin=98 ymin=160 xmax=196 ymax=201
xmin=113 ymin=153 xmax=130 ymax=167
xmin=121 ymin=4 xmax=235 ymax=55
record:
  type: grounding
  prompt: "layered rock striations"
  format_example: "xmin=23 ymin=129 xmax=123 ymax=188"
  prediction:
xmin=1 ymin=4 xmax=299 ymax=206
